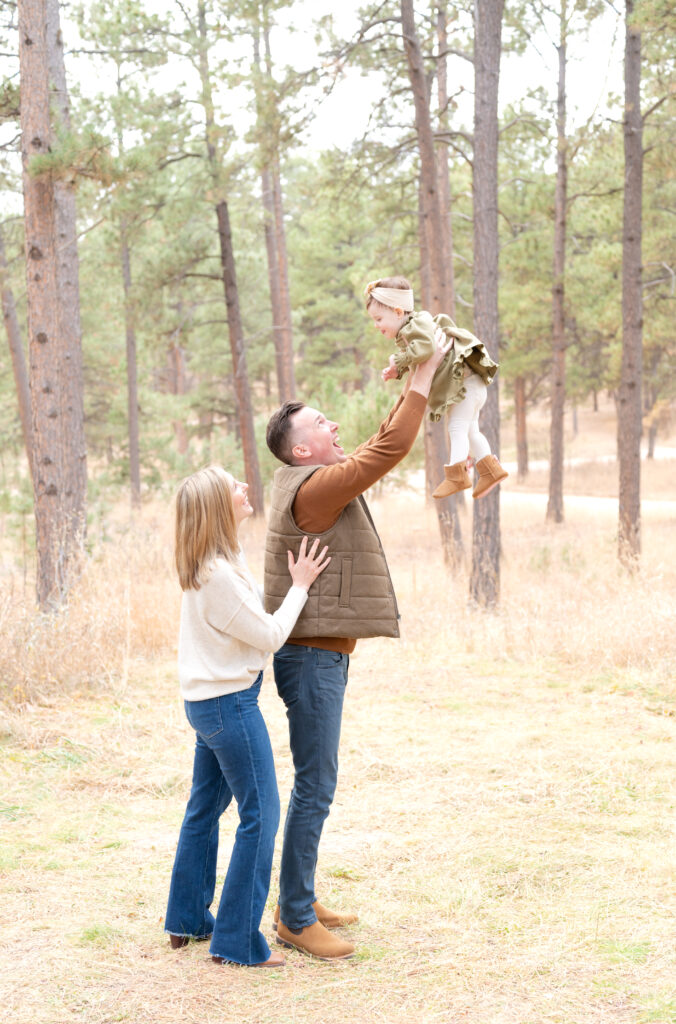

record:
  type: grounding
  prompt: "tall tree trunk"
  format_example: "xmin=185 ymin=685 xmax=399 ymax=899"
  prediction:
xmin=270 ymin=147 xmax=296 ymax=401
xmin=168 ymin=341 xmax=189 ymax=455
xmin=260 ymin=163 xmax=287 ymax=396
xmin=436 ymin=4 xmax=455 ymax=316
xmin=197 ymin=0 xmax=263 ymax=513
xmin=617 ymin=0 xmax=643 ymax=566
xmin=435 ymin=2 xmax=463 ymax=563
xmin=403 ymin=0 xmax=459 ymax=563
xmin=116 ymin=72 xmax=141 ymax=509
xmin=547 ymin=15 xmax=567 ymax=524
xmin=401 ymin=0 xmax=449 ymax=311
xmin=19 ymin=0 xmax=87 ymax=609
xmin=0 ymin=226 xmax=34 ymax=478
xmin=417 ymin=181 xmax=432 ymax=313
xmin=215 ymin=200 xmax=264 ymax=514
xmin=469 ymin=0 xmax=504 ymax=609
xmin=514 ymin=375 xmax=528 ymax=480
xmin=120 ymin=224 xmax=141 ymax=506
xmin=255 ymin=17 xmax=295 ymax=402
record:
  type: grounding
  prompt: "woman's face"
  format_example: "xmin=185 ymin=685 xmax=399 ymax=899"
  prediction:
xmin=231 ymin=478 xmax=253 ymax=527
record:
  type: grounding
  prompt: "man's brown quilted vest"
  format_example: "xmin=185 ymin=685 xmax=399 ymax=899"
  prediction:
xmin=264 ymin=465 xmax=399 ymax=639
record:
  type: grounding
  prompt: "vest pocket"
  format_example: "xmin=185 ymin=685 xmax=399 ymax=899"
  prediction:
xmin=339 ymin=557 xmax=352 ymax=607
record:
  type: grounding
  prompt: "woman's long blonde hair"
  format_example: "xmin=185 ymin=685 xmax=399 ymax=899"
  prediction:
xmin=175 ymin=465 xmax=240 ymax=591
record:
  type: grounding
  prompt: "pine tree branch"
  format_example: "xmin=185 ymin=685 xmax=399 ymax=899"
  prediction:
xmin=566 ymin=185 xmax=622 ymax=204
xmin=436 ymin=45 xmax=473 ymax=64
xmin=158 ymin=152 xmax=202 ymax=170
xmin=642 ymin=94 xmax=668 ymax=124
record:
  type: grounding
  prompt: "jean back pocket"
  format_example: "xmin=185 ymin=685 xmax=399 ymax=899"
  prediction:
xmin=184 ymin=697 xmax=224 ymax=739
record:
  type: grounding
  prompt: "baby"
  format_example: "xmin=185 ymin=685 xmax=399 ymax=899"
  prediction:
xmin=365 ymin=275 xmax=508 ymax=499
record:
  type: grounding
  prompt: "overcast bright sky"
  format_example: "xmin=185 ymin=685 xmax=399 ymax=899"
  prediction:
xmin=271 ymin=2 xmax=624 ymax=152
xmin=1 ymin=2 xmax=625 ymax=207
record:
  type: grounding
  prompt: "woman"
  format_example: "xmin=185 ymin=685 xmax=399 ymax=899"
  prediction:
xmin=164 ymin=465 xmax=329 ymax=968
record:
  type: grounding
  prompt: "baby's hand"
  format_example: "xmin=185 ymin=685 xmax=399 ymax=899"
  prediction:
xmin=381 ymin=355 xmax=398 ymax=382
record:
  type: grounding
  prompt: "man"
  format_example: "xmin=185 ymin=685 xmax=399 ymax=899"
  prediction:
xmin=264 ymin=332 xmax=449 ymax=960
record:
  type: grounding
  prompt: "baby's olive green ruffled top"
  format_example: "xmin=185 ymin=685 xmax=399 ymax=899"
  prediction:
xmin=394 ymin=310 xmax=498 ymax=421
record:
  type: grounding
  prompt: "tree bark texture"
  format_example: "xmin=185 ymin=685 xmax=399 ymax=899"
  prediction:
xmin=115 ymin=73 xmax=141 ymax=509
xmin=197 ymin=0 xmax=264 ymax=513
xmin=469 ymin=0 xmax=504 ymax=609
xmin=216 ymin=200 xmax=265 ymax=515
xmin=120 ymin=226 xmax=141 ymax=506
xmin=408 ymin=26 xmax=461 ymax=564
xmin=256 ymin=19 xmax=295 ymax=403
xmin=436 ymin=4 xmax=455 ymax=317
xmin=0 ymin=226 xmax=34 ymax=478
xmin=167 ymin=342 xmax=189 ymax=455
xmin=617 ymin=0 xmax=642 ymax=566
xmin=547 ymin=24 xmax=567 ymax=524
xmin=19 ymin=0 xmax=87 ymax=608
xmin=270 ymin=150 xmax=296 ymax=401
xmin=514 ymin=375 xmax=528 ymax=480
xmin=401 ymin=0 xmax=449 ymax=311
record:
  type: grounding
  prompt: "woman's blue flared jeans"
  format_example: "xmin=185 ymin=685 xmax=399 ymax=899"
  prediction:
xmin=165 ymin=675 xmax=280 ymax=965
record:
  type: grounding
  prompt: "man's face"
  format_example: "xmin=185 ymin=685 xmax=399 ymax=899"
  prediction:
xmin=290 ymin=406 xmax=346 ymax=466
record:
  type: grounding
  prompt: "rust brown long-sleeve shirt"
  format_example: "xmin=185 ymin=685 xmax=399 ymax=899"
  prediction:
xmin=289 ymin=389 xmax=427 ymax=654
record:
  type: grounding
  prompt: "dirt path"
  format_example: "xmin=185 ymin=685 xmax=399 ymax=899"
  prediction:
xmin=502 ymin=490 xmax=676 ymax=520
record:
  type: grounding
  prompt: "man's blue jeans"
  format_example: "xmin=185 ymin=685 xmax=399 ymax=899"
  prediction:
xmin=164 ymin=675 xmax=280 ymax=965
xmin=273 ymin=643 xmax=349 ymax=931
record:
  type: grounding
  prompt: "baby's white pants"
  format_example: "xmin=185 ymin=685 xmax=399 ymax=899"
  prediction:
xmin=447 ymin=372 xmax=492 ymax=464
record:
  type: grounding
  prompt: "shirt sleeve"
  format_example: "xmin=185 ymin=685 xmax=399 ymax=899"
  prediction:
xmin=202 ymin=562 xmax=308 ymax=653
xmin=293 ymin=389 xmax=427 ymax=532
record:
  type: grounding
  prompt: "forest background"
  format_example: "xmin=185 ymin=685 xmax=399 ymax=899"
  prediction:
xmin=1 ymin=0 xmax=673 ymax=560
xmin=1 ymin=2 xmax=676 ymax=1022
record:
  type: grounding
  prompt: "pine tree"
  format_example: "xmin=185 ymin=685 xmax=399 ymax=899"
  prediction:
xmin=469 ymin=0 xmax=504 ymax=609
xmin=19 ymin=0 xmax=87 ymax=608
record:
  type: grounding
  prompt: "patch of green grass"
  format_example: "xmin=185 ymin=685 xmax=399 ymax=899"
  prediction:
xmin=325 ymin=865 xmax=362 ymax=880
xmin=37 ymin=739 xmax=93 ymax=766
xmin=53 ymin=826 xmax=82 ymax=844
xmin=77 ymin=923 xmax=124 ymax=947
xmin=0 ymin=801 xmax=23 ymax=820
xmin=638 ymin=993 xmax=676 ymax=1023
xmin=0 ymin=850 xmax=19 ymax=871
xmin=438 ymin=699 xmax=471 ymax=712
xmin=351 ymin=942 xmax=389 ymax=963
xmin=599 ymin=939 xmax=652 ymax=964
xmin=529 ymin=546 xmax=552 ymax=573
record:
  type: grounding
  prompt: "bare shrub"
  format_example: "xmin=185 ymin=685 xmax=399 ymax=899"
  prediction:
xmin=0 ymin=523 xmax=178 ymax=706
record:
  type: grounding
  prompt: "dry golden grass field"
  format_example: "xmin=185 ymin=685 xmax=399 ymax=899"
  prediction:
xmin=1 ymin=402 xmax=675 ymax=1024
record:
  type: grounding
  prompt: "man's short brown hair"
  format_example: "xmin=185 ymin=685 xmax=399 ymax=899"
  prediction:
xmin=266 ymin=400 xmax=306 ymax=465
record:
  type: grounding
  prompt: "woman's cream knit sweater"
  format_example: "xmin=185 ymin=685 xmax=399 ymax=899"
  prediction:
xmin=178 ymin=552 xmax=307 ymax=702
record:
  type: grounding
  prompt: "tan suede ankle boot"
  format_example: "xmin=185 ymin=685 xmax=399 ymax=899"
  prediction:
xmin=432 ymin=461 xmax=472 ymax=499
xmin=472 ymin=454 xmax=508 ymax=499
xmin=276 ymin=920 xmax=355 ymax=960
xmin=273 ymin=900 xmax=358 ymax=931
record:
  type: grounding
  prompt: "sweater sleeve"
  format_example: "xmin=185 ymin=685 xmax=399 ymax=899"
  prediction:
xmin=202 ymin=562 xmax=308 ymax=653
xmin=293 ymin=389 xmax=427 ymax=532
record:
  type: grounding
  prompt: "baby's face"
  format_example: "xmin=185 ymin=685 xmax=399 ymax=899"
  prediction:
xmin=368 ymin=303 xmax=407 ymax=340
